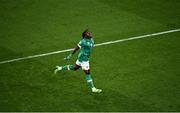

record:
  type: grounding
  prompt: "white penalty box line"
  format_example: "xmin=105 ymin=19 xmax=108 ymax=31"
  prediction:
xmin=0 ymin=28 xmax=180 ymax=64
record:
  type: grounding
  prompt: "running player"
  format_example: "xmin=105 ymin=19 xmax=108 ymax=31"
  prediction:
xmin=54 ymin=29 xmax=102 ymax=93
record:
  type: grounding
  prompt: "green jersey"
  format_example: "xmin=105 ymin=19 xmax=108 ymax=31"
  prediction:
xmin=77 ymin=38 xmax=94 ymax=62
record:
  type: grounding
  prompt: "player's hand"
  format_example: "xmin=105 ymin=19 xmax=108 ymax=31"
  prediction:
xmin=64 ymin=53 xmax=72 ymax=60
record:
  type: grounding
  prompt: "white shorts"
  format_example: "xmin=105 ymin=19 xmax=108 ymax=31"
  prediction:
xmin=76 ymin=60 xmax=90 ymax=70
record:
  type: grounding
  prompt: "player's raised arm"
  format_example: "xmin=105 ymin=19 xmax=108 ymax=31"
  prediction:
xmin=64 ymin=45 xmax=80 ymax=60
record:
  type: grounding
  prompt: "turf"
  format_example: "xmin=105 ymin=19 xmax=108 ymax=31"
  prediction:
xmin=0 ymin=0 xmax=180 ymax=112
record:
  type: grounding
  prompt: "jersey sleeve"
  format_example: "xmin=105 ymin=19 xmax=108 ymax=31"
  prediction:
xmin=77 ymin=40 xmax=83 ymax=48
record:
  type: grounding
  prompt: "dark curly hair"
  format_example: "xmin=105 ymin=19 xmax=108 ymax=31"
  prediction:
xmin=82 ymin=29 xmax=89 ymax=38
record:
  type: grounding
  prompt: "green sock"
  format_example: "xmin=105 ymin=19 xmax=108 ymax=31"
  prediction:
xmin=62 ymin=65 xmax=74 ymax=70
xmin=86 ymin=74 xmax=95 ymax=89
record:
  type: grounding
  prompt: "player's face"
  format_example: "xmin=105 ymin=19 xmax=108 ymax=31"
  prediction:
xmin=86 ymin=32 xmax=92 ymax=38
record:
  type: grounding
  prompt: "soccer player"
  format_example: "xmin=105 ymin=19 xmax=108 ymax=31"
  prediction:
xmin=54 ymin=29 xmax=102 ymax=93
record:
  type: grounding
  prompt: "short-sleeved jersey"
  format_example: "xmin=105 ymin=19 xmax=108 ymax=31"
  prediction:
xmin=77 ymin=38 xmax=94 ymax=62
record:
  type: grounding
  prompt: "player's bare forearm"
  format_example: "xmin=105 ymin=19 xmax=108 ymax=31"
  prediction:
xmin=64 ymin=45 xmax=79 ymax=60
xmin=72 ymin=45 xmax=80 ymax=55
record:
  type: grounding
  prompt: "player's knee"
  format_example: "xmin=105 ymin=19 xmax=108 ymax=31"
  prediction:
xmin=84 ymin=70 xmax=90 ymax=74
xmin=74 ymin=65 xmax=80 ymax=71
xmin=74 ymin=67 xmax=78 ymax=71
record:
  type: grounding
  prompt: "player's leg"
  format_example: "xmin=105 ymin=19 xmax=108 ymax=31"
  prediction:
xmin=59 ymin=64 xmax=80 ymax=71
xmin=54 ymin=61 xmax=81 ymax=74
xmin=74 ymin=64 xmax=81 ymax=71
xmin=82 ymin=62 xmax=102 ymax=93
xmin=84 ymin=69 xmax=95 ymax=88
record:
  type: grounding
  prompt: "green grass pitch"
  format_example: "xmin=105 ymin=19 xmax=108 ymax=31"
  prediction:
xmin=0 ymin=0 xmax=180 ymax=111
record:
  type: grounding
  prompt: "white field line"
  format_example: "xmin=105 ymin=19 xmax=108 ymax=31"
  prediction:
xmin=0 ymin=29 xmax=180 ymax=64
